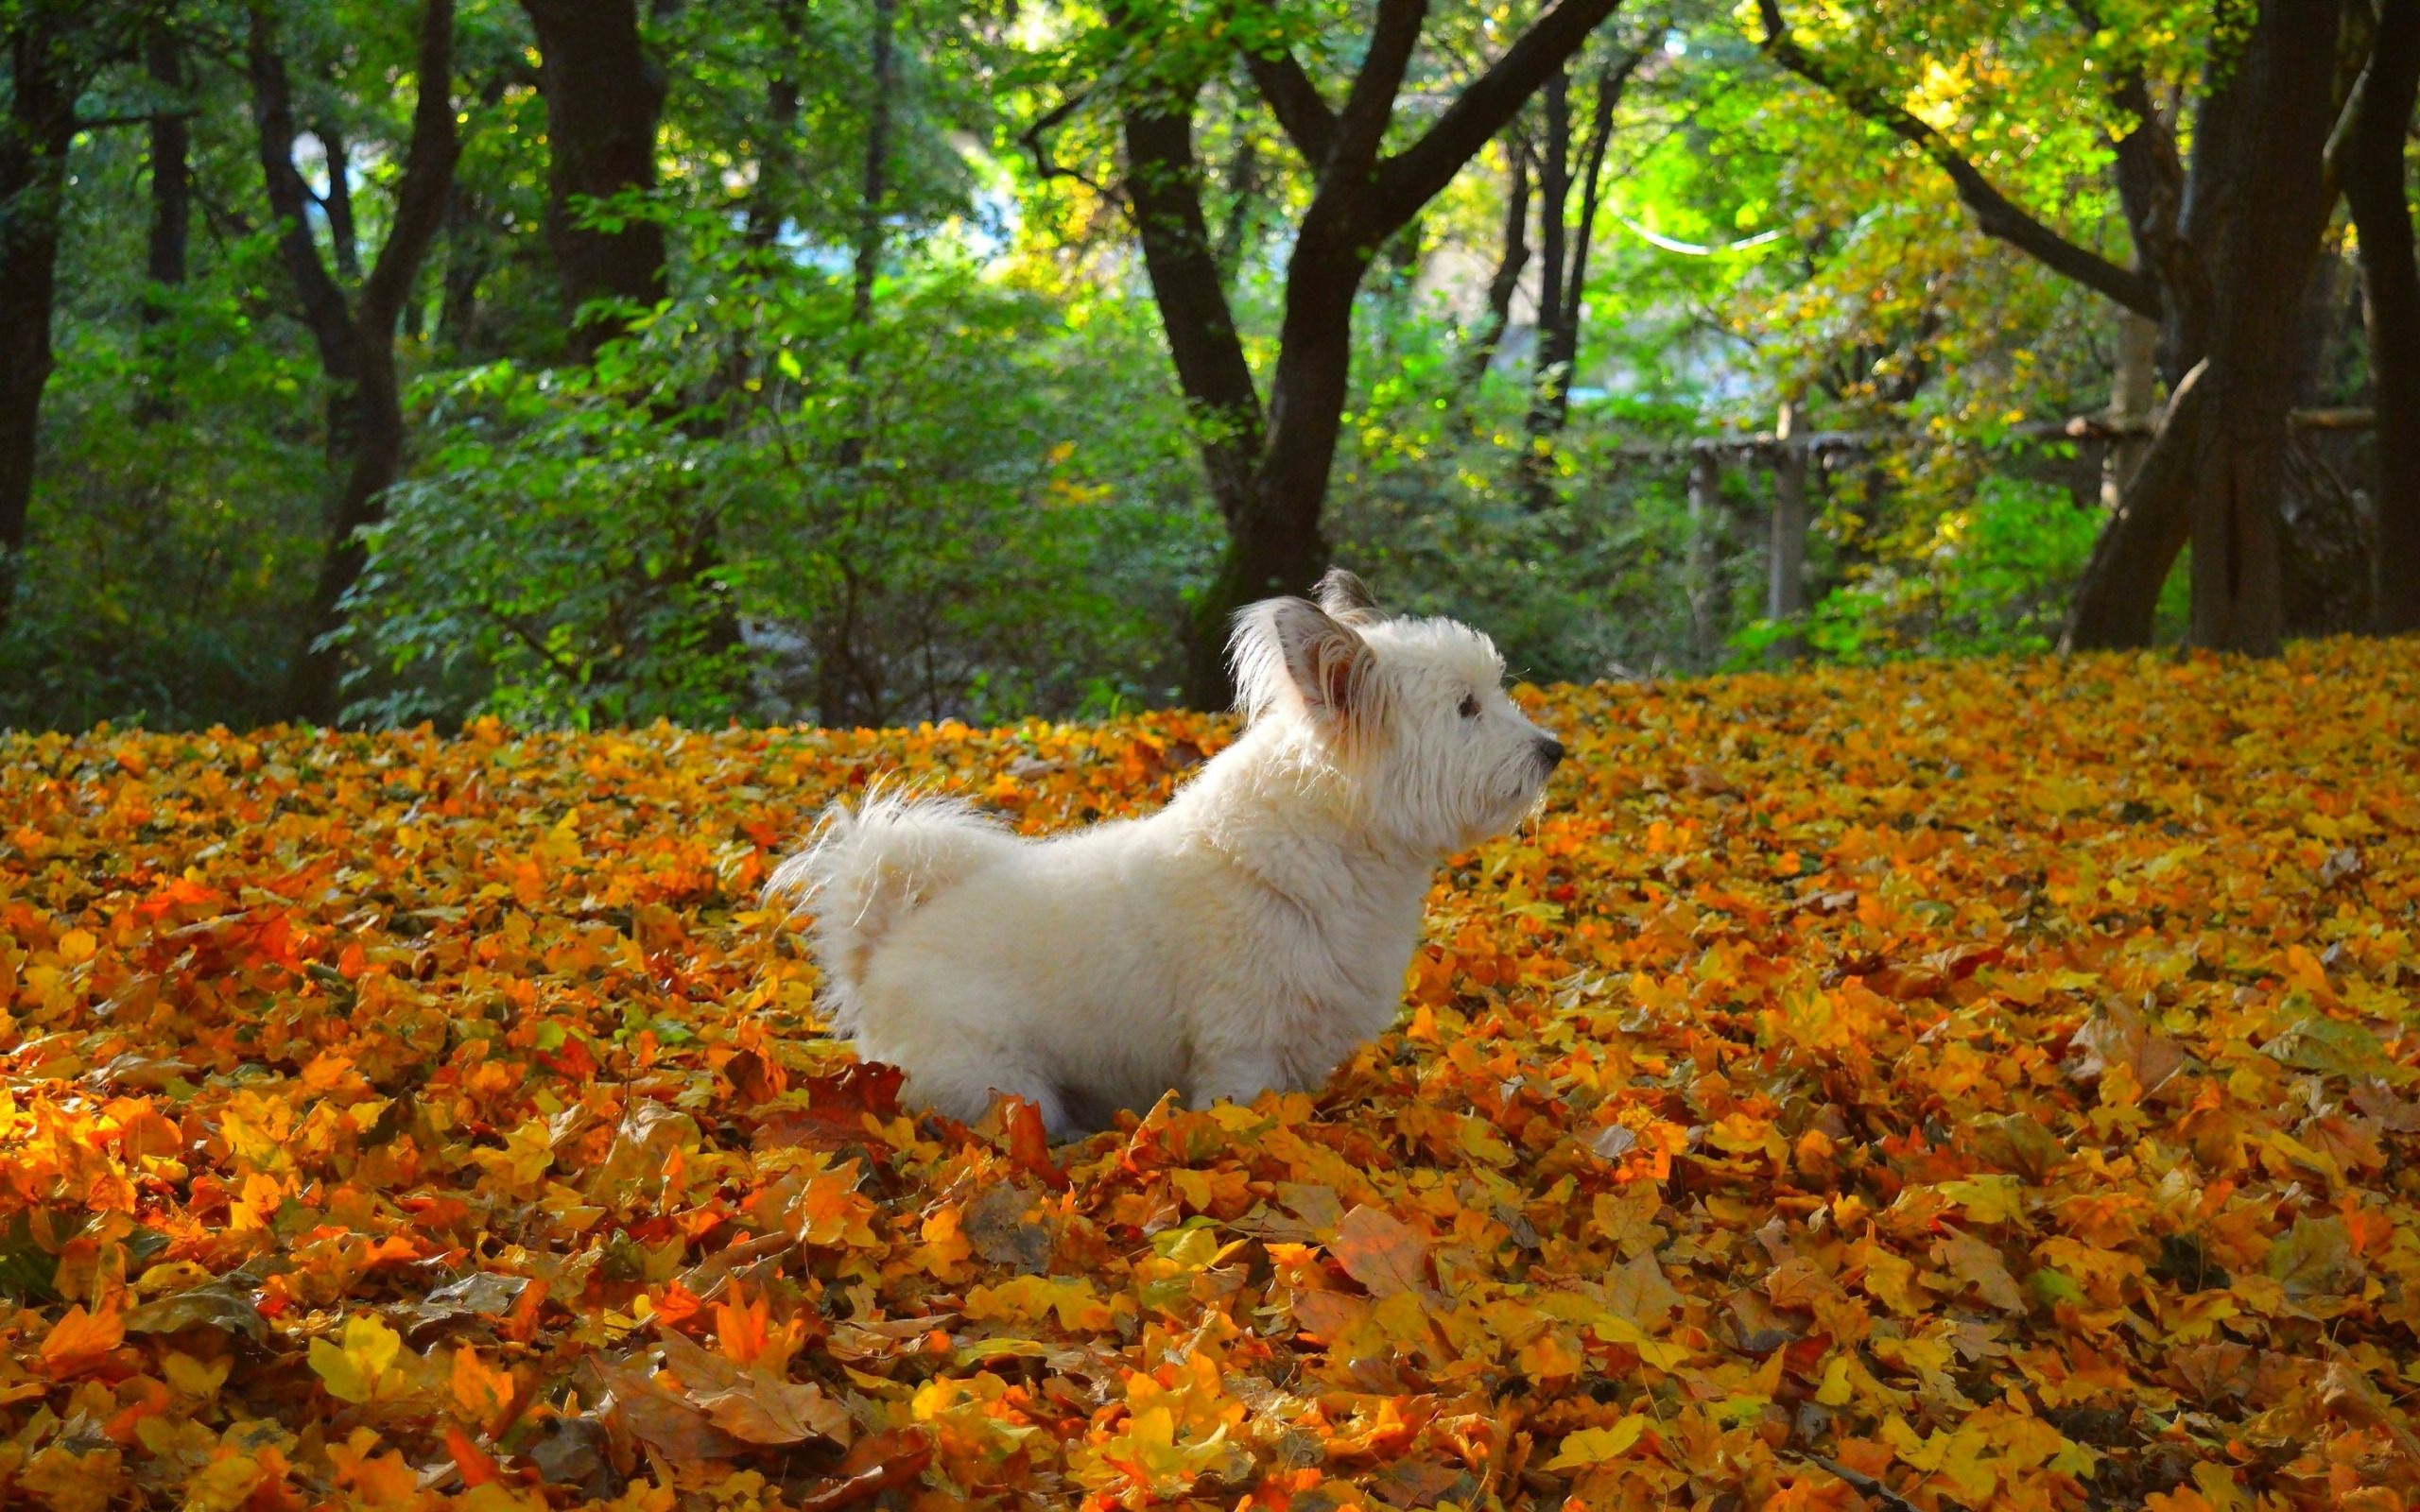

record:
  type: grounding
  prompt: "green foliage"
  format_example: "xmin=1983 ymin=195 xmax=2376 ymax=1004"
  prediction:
xmin=0 ymin=284 xmax=325 ymax=730
xmin=346 ymin=241 xmax=1212 ymax=730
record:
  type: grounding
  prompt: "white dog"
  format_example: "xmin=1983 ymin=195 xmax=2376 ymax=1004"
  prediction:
xmin=769 ymin=571 xmax=1564 ymax=1139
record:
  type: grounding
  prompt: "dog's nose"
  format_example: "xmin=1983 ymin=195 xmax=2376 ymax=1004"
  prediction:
xmin=1537 ymin=736 xmax=1565 ymax=769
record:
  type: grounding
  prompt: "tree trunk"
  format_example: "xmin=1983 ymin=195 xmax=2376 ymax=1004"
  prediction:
xmin=745 ymin=0 xmax=804 ymax=249
xmin=1686 ymin=448 xmax=1720 ymax=670
xmin=1756 ymin=0 xmax=2231 ymax=645
xmin=133 ymin=17 xmax=191 ymax=430
xmin=1767 ymin=404 xmax=1807 ymax=659
xmin=521 ymin=0 xmax=666 ymax=359
xmin=831 ymin=0 xmax=897 ymax=471
xmin=1459 ymin=135 xmax=1529 ymax=387
xmin=2184 ymin=0 xmax=2344 ymax=657
xmin=2337 ymin=0 xmax=2420 ymax=633
xmin=1181 ymin=200 xmax=1368 ymax=701
xmin=2102 ymin=312 xmax=2157 ymax=507
xmin=144 ymin=16 xmax=191 ymax=302
xmin=1106 ymin=0 xmax=1628 ymax=707
xmin=2063 ymin=362 xmax=2206 ymax=650
xmin=1121 ymin=95 xmax=1264 ymax=523
xmin=1528 ymin=66 xmax=1570 ymax=436
xmin=251 ymin=0 xmax=460 ymax=722
xmin=851 ymin=0 xmax=896 ymax=332
xmin=0 ymin=9 xmax=85 ymax=626
xmin=1216 ymin=134 xmax=1261 ymax=283
xmin=320 ymin=123 xmax=361 ymax=280
xmin=1536 ymin=48 xmax=1635 ymax=435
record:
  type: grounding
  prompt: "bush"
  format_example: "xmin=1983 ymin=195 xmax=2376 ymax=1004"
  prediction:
xmin=345 ymin=250 xmax=1215 ymax=730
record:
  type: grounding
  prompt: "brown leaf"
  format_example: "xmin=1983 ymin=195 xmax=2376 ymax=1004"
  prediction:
xmin=2067 ymin=998 xmax=2187 ymax=1094
xmin=1331 ymin=1206 xmax=1428 ymax=1299
xmin=658 ymin=1331 xmax=850 ymax=1446
xmin=1605 ymin=1250 xmax=1684 ymax=1328
xmin=122 ymin=1285 xmax=268 ymax=1342
xmin=1932 ymin=1230 xmax=2026 ymax=1314
xmin=964 ymin=1182 xmax=1051 ymax=1275
xmin=795 ymin=1429 xmax=934 ymax=1512
xmin=1371 ymin=1458 xmax=1473 ymax=1509
xmin=2164 ymin=1341 xmax=2255 ymax=1405
xmin=596 ymin=1358 xmax=748 ymax=1464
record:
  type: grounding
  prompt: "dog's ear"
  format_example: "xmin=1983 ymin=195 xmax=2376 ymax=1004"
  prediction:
xmin=1231 ymin=597 xmax=1375 ymax=730
xmin=1272 ymin=599 xmax=1374 ymax=727
xmin=1314 ymin=568 xmax=1383 ymax=626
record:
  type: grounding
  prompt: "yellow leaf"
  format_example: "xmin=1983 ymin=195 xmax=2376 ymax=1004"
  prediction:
xmin=163 ymin=1350 xmax=231 ymax=1400
xmin=1936 ymin=1175 xmax=2026 ymax=1225
xmin=309 ymin=1314 xmax=407 ymax=1404
xmin=1543 ymin=1415 xmax=1646 ymax=1470
xmin=18 ymin=1444 xmax=123 ymax=1512
xmin=469 ymin=1118 xmax=557 ymax=1195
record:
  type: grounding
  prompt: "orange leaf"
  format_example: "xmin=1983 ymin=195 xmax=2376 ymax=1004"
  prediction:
xmin=445 ymin=1427 xmax=501 ymax=1488
xmin=39 ymin=1301 xmax=125 ymax=1378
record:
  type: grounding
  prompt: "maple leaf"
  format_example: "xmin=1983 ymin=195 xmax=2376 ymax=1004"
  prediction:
xmin=659 ymin=1329 xmax=851 ymax=1446
xmin=37 ymin=1298 xmax=124 ymax=1377
xmin=1332 ymin=1205 xmax=1429 ymax=1298
xmin=1543 ymin=1415 xmax=1646 ymax=1470
xmin=16 ymin=1444 xmax=124 ymax=1512
xmin=1932 ymin=1230 xmax=2027 ymax=1314
xmin=449 ymin=1345 xmax=517 ymax=1426
xmin=2068 ymin=998 xmax=2187 ymax=1094
xmin=469 ymin=1118 xmax=557 ymax=1195
xmin=308 ymin=1314 xmax=410 ymax=1403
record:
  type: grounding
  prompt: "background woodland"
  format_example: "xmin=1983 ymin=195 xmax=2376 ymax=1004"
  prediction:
xmin=2 ymin=0 xmax=2414 ymax=731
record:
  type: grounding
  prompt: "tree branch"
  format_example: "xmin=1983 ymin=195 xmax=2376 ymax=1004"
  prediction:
xmin=245 ymin=3 xmax=356 ymax=378
xmin=73 ymin=108 xmax=200 ymax=131
xmin=1755 ymin=0 xmax=2162 ymax=320
xmin=1332 ymin=0 xmax=1426 ymax=172
xmin=1374 ymin=0 xmax=1627 ymax=230
xmin=2068 ymin=1 xmax=2184 ymax=290
xmin=1560 ymin=45 xmax=1642 ymax=338
xmin=359 ymin=0 xmax=459 ymax=336
xmin=1243 ymin=49 xmax=1336 ymax=167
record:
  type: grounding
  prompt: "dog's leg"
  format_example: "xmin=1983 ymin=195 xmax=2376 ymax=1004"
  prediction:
xmin=899 ymin=1061 xmax=1079 ymax=1143
xmin=1185 ymin=1048 xmax=1291 ymax=1117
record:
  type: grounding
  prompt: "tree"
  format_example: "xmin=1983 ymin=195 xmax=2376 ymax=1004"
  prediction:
xmin=2176 ymin=0 xmax=2345 ymax=654
xmin=520 ymin=0 xmax=665 ymax=359
xmin=247 ymin=0 xmax=458 ymax=721
xmin=1754 ymin=0 xmax=2358 ymax=656
xmin=2333 ymin=0 xmax=2420 ymax=633
xmin=1 ymin=2 xmax=129 ymax=627
xmin=1526 ymin=42 xmax=1642 ymax=445
xmin=1092 ymin=0 xmax=1633 ymax=706
xmin=1457 ymin=136 xmax=1529 ymax=388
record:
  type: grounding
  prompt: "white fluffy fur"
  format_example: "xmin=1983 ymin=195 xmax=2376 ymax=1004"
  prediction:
xmin=767 ymin=574 xmax=1563 ymax=1139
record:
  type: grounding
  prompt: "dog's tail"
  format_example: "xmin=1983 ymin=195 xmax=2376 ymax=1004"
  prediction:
xmin=767 ymin=787 xmax=1011 ymax=1033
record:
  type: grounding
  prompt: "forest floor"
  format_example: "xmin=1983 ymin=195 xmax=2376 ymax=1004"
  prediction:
xmin=2 ymin=641 xmax=2417 ymax=1512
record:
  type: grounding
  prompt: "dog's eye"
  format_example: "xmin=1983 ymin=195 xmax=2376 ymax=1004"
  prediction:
xmin=1457 ymin=693 xmax=1480 ymax=719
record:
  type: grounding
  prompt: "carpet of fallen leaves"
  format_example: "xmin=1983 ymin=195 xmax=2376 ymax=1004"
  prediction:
xmin=4 ymin=641 xmax=2420 ymax=1512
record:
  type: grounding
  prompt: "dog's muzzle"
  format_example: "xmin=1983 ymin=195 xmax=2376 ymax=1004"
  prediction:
xmin=1534 ymin=736 xmax=1565 ymax=773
